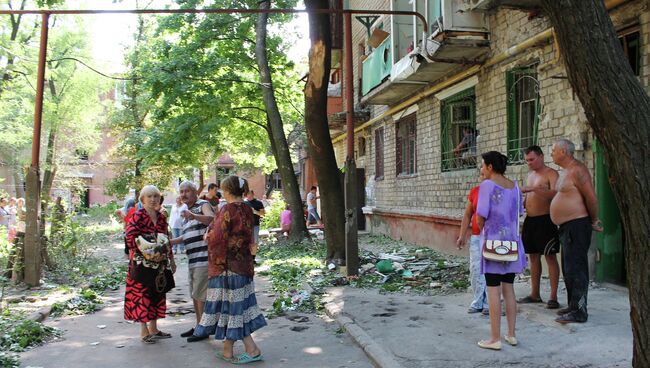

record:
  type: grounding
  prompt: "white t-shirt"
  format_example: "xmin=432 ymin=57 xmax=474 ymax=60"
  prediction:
xmin=307 ymin=192 xmax=317 ymax=210
xmin=169 ymin=203 xmax=187 ymax=229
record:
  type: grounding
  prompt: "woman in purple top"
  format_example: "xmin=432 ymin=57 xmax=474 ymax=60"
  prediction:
xmin=476 ymin=151 xmax=526 ymax=350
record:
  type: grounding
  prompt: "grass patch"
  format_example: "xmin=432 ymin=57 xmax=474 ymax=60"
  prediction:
xmin=50 ymin=288 xmax=101 ymax=317
xmin=0 ymin=310 xmax=61 ymax=353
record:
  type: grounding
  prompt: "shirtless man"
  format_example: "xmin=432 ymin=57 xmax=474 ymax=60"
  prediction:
xmin=550 ymin=138 xmax=602 ymax=324
xmin=519 ymin=145 xmax=561 ymax=309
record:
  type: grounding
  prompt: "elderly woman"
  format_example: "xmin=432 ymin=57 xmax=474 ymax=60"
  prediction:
xmin=124 ymin=185 xmax=176 ymax=344
xmin=194 ymin=175 xmax=266 ymax=364
xmin=476 ymin=151 xmax=526 ymax=350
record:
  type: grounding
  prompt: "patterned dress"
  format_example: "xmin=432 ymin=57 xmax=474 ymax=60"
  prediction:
xmin=194 ymin=202 xmax=267 ymax=340
xmin=124 ymin=208 xmax=173 ymax=322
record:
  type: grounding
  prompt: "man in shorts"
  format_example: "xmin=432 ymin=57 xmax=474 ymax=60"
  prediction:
xmin=519 ymin=145 xmax=561 ymax=309
xmin=171 ymin=181 xmax=214 ymax=341
xmin=550 ymin=139 xmax=602 ymax=324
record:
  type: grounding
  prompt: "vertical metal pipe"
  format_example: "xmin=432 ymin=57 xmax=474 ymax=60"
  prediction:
xmin=344 ymin=12 xmax=354 ymax=158
xmin=31 ymin=13 xmax=49 ymax=167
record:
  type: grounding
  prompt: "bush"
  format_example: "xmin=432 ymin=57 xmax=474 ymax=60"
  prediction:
xmin=260 ymin=198 xmax=286 ymax=230
xmin=0 ymin=311 xmax=60 ymax=352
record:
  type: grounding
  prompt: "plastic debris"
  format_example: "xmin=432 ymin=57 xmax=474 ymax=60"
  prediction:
xmin=376 ymin=260 xmax=393 ymax=273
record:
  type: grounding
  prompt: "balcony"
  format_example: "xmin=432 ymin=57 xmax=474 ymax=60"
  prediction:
xmin=360 ymin=0 xmax=491 ymax=106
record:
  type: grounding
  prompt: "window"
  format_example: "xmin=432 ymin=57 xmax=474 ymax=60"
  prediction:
xmin=216 ymin=167 xmax=231 ymax=188
xmin=374 ymin=127 xmax=385 ymax=180
xmin=441 ymin=88 xmax=477 ymax=172
xmin=506 ymin=66 xmax=540 ymax=163
xmin=358 ymin=136 xmax=367 ymax=157
xmin=619 ymin=27 xmax=640 ymax=76
xmin=396 ymin=114 xmax=417 ymax=176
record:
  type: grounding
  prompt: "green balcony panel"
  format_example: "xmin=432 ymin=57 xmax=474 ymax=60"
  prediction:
xmin=362 ymin=38 xmax=392 ymax=95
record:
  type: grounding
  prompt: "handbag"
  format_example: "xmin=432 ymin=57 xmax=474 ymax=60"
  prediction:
xmin=482 ymin=184 xmax=521 ymax=262
xmin=130 ymin=262 xmax=175 ymax=294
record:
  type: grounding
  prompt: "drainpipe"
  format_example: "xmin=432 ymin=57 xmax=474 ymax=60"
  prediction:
xmin=332 ymin=0 xmax=629 ymax=143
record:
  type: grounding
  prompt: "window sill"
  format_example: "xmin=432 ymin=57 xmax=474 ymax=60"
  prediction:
xmin=375 ymin=176 xmax=384 ymax=181
xmin=396 ymin=173 xmax=418 ymax=179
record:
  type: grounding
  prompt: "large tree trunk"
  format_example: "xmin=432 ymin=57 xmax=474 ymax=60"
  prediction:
xmin=540 ymin=1 xmax=650 ymax=366
xmin=255 ymin=0 xmax=307 ymax=242
xmin=304 ymin=0 xmax=346 ymax=261
xmin=39 ymin=125 xmax=56 ymax=269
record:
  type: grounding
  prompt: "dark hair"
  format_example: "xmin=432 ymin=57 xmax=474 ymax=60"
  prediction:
xmin=159 ymin=195 xmax=165 ymax=205
xmin=310 ymin=186 xmax=317 ymax=191
xmin=216 ymin=192 xmax=222 ymax=199
xmin=481 ymin=151 xmax=508 ymax=174
xmin=207 ymin=183 xmax=218 ymax=191
xmin=523 ymin=145 xmax=543 ymax=156
xmin=249 ymin=190 xmax=255 ymax=196
xmin=221 ymin=175 xmax=249 ymax=197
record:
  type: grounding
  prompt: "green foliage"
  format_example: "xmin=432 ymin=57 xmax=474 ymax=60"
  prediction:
xmin=0 ymin=351 xmax=19 ymax=368
xmin=50 ymin=288 xmax=100 ymax=317
xmin=261 ymin=198 xmax=286 ymax=230
xmin=0 ymin=311 xmax=61 ymax=353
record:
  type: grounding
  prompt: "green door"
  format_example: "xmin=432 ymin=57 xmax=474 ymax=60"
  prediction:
xmin=593 ymin=140 xmax=625 ymax=284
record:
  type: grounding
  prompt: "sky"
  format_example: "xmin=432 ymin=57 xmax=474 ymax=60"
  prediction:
xmin=62 ymin=0 xmax=310 ymax=73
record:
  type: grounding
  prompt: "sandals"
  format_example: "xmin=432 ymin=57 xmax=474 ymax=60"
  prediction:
xmin=503 ymin=335 xmax=518 ymax=346
xmin=215 ymin=351 xmax=234 ymax=363
xmin=151 ymin=331 xmax=172 ymax=339
xmin=141 ymin=335 xmax=156 ymax=344
xmin=517 ymin=295 xmax=544 ymax=304
xmin=546 ymin=300 xmax=560 ymax=309
xmin=477 ymin=340 xmax=501 ymax=350
xmin=232 ymin=352 xmax=264 ymax=364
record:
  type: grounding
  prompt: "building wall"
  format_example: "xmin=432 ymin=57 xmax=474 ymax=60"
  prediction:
xmin=339 ymin=2 xmax=647 ymax=255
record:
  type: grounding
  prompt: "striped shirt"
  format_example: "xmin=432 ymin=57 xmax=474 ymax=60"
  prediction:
xmin=182 ymin=199 xmax=210 ymax=269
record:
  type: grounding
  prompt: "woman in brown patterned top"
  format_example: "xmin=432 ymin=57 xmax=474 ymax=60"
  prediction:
xmin=194 ymin=175 xmax=266 ymax=364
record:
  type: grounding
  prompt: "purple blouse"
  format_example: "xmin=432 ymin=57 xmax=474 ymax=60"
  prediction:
xmin=477 ymin=179 xmax=527 ymax=275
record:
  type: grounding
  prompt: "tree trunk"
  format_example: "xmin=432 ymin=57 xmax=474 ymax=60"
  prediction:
xmin=540 ymin=1 xmax=650 ymax=366
xmin=39 ymin=125 xmax=56 ymax=269
xmin=256 ymin=0 xmax=307 ymax=242
xmin=304 ymin=0 xmax=346 ymax=261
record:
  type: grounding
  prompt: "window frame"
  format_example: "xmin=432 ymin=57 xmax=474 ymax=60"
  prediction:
xmin=506 ymin=65 xmax=541 ymax=163
xmin=618 ymin=25 xmax=640 ymax=76
xmin=440 ymin=87 xmax=477 ymax=172
xmin=395 ymin=113 xmax=417 ymax=176
xmin=374 ymin=126 xmax=385 ymax=180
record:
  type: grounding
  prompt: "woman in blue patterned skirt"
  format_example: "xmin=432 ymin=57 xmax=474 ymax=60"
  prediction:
xmin=194 ymin=175 xmax=266 ymax=364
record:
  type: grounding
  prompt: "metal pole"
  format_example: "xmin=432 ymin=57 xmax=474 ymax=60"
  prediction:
xmin=343 ymin=12 xmax=358 ymax=277
xmin=24 ymin=13 xmax=49 ymax=286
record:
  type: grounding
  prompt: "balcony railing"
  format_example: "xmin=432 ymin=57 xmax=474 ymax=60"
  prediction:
xmin=362 ymin=37 xmax=392 ymax=96
xmin=441 ymin=146 xmax=478 ymax=172
xmin=507 ymin=136 xmax=536 ymax=164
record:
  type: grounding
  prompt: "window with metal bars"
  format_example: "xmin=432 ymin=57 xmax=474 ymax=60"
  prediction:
xmin=374 ymin=127 xmax=385 ymax=180
xmin=441 ymin=88 xmax=477 ymax=172
xmin=506 ymin=66 xmax=540 ymax=163
xmin=395 ymin=113 xmax=417 ymax=176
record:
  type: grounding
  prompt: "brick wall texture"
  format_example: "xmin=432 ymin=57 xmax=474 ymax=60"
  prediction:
xmin=333 ymin=1 xmax=646 ymax=221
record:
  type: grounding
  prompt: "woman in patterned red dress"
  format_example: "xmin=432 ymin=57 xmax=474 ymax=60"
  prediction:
xmin=125 ymin=185 xmax=177 ymax=344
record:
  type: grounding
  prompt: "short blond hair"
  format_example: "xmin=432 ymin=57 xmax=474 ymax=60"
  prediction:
xmin=139 ymin=185 xmax=161 ymax=202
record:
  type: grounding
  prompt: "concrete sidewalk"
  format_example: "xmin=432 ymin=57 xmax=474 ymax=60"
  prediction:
xmin=324 ymin=280 xmax=632 ymax=368
xmin=20 ymin=255 xmax=373 ymax=368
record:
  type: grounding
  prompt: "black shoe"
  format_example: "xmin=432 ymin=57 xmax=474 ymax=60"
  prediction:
xmin=187 ymin=335 xmax=208 ymax=342
xmin=555 ymin=312 xmax=587 ymax=324
xmin=180 ymin=328 xmax=195 ymax=338
xmin=556 ymin=306 xmax=573 ymax=316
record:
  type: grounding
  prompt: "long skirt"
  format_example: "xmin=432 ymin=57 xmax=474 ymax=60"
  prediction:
xmin=194 ymin=271 xmax=267 ymax=341
xmin=124 ymin=272 xmax=167 ymax=322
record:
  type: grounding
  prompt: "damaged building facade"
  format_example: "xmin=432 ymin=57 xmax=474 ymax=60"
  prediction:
xmin=330 ymin=0 xmax=646 ymax=283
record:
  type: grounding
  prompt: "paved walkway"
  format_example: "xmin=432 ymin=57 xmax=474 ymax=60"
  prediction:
xmin=324 ymin=280 xmax=632 ymax=368
xmin=20 ymin=255 xmax=373 ymax=368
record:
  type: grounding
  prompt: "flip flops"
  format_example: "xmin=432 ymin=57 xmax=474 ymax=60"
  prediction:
xmin=546 ymin=300 xmax=560 ymax=309
xmin=152 ymin=331 xmax=172 ymax=339
xmin=141 ymin=335 xmax=156 ymax=344
xmin=517 ymin=295 xmax=544 ymax=304
xmin=232 ymin=352 xmax=264 ymax=364
xmin=215 ymin=351 xmax=234 ymax=363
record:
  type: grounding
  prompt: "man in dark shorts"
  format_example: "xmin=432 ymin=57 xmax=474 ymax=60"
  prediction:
xmin=519 ymin=146 xmax=561 ymax=309
xmin=550 ymin=139 xmax=602 ymax=324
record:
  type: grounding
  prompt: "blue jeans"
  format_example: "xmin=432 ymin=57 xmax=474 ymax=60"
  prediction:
xmin=469 ymin=235 xmax=488 ymax=311
xmin=172 ymin=228 xmax=184 ymax=253
xmin=307 ymin=208 xmax=321 ymax=223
